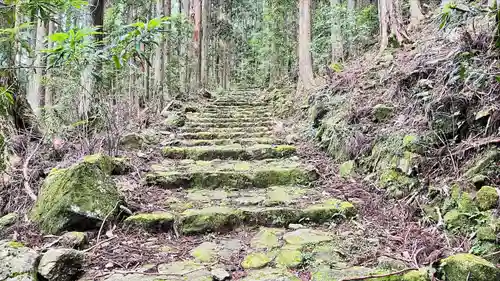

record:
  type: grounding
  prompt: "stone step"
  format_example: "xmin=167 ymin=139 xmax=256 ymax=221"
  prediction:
xmin=125 ymin=195 xmax=355 ymax=235
xmin=165 ymin=137 xmax=283 ymax=147
xmin=161 ymin=144 xmax=296 ymax=160
xmin=204 ymin=108 xmax=270 ymax=115
xmin=177 ymin=131 xmax=273 ymax=140
xmin=213 ymin=101 xmax=267 ymax=106
xmin=204 ymin=104 xmax=269 ymax=110
xmin=185 ymin=120 xmax=275 ymax=129
xmin=188 ymin=111 xmax=273 ymax=119
xmin=145 ymin=159 xmax=318 ymax=189
xmin=181 ymin=126 xmax=271 ymax=134
xmin=187 ymin=117 xmax=273 ymax=123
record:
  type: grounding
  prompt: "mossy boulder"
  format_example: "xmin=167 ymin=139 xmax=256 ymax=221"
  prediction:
xmin=120 ymin=133 xmax=145 ymax=149
xmin=124 ymin=212 xmax=175 ymax=231
xmin=303 ymin=199 xmax=356 ymax=222
xmin=439 ymin=253 xmax=500 ymax=281
xmin=82 ymin=154 xmax=131 ymax=175
xmin=31 ymin=161 xmax=124 ymax=234
xmin=475 ymin=186 xmax=498 ymax=211
xmin=378 ymin=169 xmax=419 ymax=198
xmin=60 ymin=232 xmax=87 ymax=249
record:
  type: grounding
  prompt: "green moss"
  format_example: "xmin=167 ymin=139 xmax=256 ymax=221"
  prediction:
xmin=378 ymin=169 xmax=418 ymax=198
xmin=439 ymin=253 xmax=500 ymax=281
xmin=464 ymin=149 xmax=500 ymax=178
xmin=303 ymin=199 xmax=356 ymax=223
xmin=250 ymin=228 xmax=283 ymax=249
xmin=241 ymin=252 xmax=272 ymax=269
xmin=476 ymin=226 xmax=497 ymax=241
xmin=372 ymin=104 xmax=394 ymax=122
xmin=443 ymin=209 xmax=468 ymax=230
xmin=283 ymin=229 xmax=333 ymax=246
xmin=83 ymin=154 xmax=130 ymax=175
xmin=456 ymin=192 xmax=477 ymax=213
xmin=276 ymin=247 xmax=302 ymax=268
xmin=190 ymin=242 xmax=217 ymax=263
xmin=339 ymin=161 xmax=355 ymax=178
xmin=30 ymin=161 xmax=123 ymax=234
xmin=7 ymin=241 xmax=25 ymax=248
xmin=0 ymin=212 xmax=18 ymax=229
xmin=124 ymin=212 xmax=175 ymax=230
xmin=161 ymin=144 xmax=296 ymax=161
xmin=476 ymin=186 xmax=499 ymax=211
xmin=180 ymin=207 xmax=243 ymax=234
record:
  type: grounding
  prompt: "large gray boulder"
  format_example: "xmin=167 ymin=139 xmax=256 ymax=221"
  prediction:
xmin=0 ymin=240 xmax=39 ymax=281
xmin=38 ymin=248 xmax=84 ymax=281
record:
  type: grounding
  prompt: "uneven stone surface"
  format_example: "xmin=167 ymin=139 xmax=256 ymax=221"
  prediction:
xmin=38 ymin=248 xmax=84 ymax=281
xmin=0 ymin=213 xmax=17 ymax=230
xmin=0 ymin=240 xmax=39 ymax=281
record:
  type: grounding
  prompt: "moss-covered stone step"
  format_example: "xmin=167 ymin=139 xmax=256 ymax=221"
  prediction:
xmin=166 ymin=137 xmax=282 ymax=147
xmin=127 ymin=198 xmax=354 ymax=235
xmin=187 ymin=117 xmax=272 ymax=124
xmin=185 ymin=120 xmax=275 ymax=129
xmin=204 ymin=105 xmax=270 ymax=111
xmin=179 ymin=199 xmax=354 ymax=234
xmin=162 ymin=144 xmax=296 ymax=160
xmin=145 ymin=159 xmax=318 ymax=189
xmin=181 ymin=126 xmax=272 ymax=134
xmin=188 ymin=111 xmax=273 ymax=119
xmin=165 ymin=185 xmax=325 ymax=212
xmin=178 ymin=131 xmax=273 ymax=140
xmin=213 ymin=101 xmax=267 ymax=106
xmin=205 ymin=108 xmax=270 ymax=115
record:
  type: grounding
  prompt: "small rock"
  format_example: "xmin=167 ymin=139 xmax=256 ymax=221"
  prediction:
xmin=241 ymin=252 xmax=272 ymax=269
xmin=163 ymin=112 xmax=187 ymax=129
xmin=250 ymin=228 xmax=283 ymax=249
xmin=211 ymin=267 xmax=230 ymax=281
xmin=190 ymin=242 xmax=217 ymax=262
xmin=0 ymin=212 xmax=18 ymax=230
xmin=120 ymin=133 xmax=144 ymax=149
xmin=288 ymin=224 xmax=305 ymax=230
xmin=372 ymin=104 xmax=394 ymax=122
xmin=471 ymin=175 xmax=488 ymax=188
xmin=283 ymin=229 xmax=333 ymax=245
xmin=60 ymin=232 xmax=87 ymax=249
xmin=38 ymin=248 xmax=84 ymax=281
xmin=0 ymin=240 xmax=39 ymax=281
xmin=105 ymin=262 xmax=114 ymax=269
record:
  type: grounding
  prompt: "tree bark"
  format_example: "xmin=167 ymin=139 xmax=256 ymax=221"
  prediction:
xmin=298 ymin=0 xmax=315 ymax=90
xmin=331 ymin=0 xmax=343 ymax=63
xmin=378 ymin=0 xmax=408 ymax=52
xmin=165 ymin=0 xmax=172 ymax=101
xmin=28 ymin=16 xmax=47 ymax=117
xmin=201 ymin=0 xmax=210 ymax=88
xmin=193 ymin=0 xmax=202 ymax=89
xmin=154 ymin=0 xmax=166 ymax=98
xmin=45 ymin=21 xmax=55 ymax=109
xmin=409 ymin=0 xmax=425 ymax=29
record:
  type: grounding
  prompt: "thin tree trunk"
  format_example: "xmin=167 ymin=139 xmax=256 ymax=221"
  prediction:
xmin=45 ymin=21 xmax=55 ymax=109
xmin=165 ymin=0 xmax=172 ymax=102
xmin=378 ymin=0 xmax=408 ymax=52
xmin=183 ymin=0 xmax=191 ymax=94
xmin=193 ymin=0 xmax=202 ymax=89
xmin=409 ymin=0 xmax=424 ymax=29
xmin=154 ymin=0 xmax=166 ymax=98
xmin=331 ymin=0 xmax=343 ymax=63
xmin=28 ymin=16 xmax=47 ymax=117
xmin=201 ymin=0 xmax=210 ymax=88
xmin=298 ymin=0 xmax=315 ymax=90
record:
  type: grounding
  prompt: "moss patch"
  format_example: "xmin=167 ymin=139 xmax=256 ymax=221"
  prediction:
xmin=476 ymin=186 xmax=499 ymax=211
xmin=162 ymin=144 xmax=296 ymax=161
xmin=180 ymin=207 xmax=242 ymax=234
xmin=190 ymin=242 xmax=217 ymax=263
xmin=124 ymin=212 xmax=175 ymax=231
xmin=439 ymin=253 xmax=500 ymax=281
xmin=241 ymin=252 xmax=272 ymax=269
xmin=303 ymin=199 xmax=356 ymax=223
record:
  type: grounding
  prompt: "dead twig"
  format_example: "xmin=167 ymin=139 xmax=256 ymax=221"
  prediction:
xmin=22 ymin=138 xmax=44 ymax=201
xmin=83 ymin=237 xmax=116 ymax=253
xmin=340 ymin=268 xmax=419 ymax=281
xmin=95 ymin=202 xmax=119 ymax=246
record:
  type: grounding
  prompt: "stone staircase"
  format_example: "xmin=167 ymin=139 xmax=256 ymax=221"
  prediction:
xmin=125 ymin=91 xmax=355 ymax=237
xmin=96 ymin=91 xmax=429 ymax=280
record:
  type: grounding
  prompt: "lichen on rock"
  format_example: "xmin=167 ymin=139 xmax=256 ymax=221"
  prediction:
xmin=30 ymin=160 xmax=124 ymax=234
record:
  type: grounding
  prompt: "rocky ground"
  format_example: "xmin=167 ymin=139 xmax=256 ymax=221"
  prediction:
xmin=1 ymin=90 xmax=500 ymax=281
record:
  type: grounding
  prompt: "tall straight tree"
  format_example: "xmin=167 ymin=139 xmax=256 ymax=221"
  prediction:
xmin=154 ymin=0 xmax=166 ymax=98
xmin=330 ymin=0 xmax=343 ymax=63
xmin=378 ymin=0 xmax=408 ymax=52
xmin=193 ymin=0 xmax=202 ymax=88
xmin=201 ymin=0 xmax=210 ymax=88
xmin=298 ymin=0 xmax=314 ymax=90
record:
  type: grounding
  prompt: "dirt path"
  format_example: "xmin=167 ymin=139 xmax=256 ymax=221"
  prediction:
xmin=77 ymin=90 xmax=446 ymax=281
